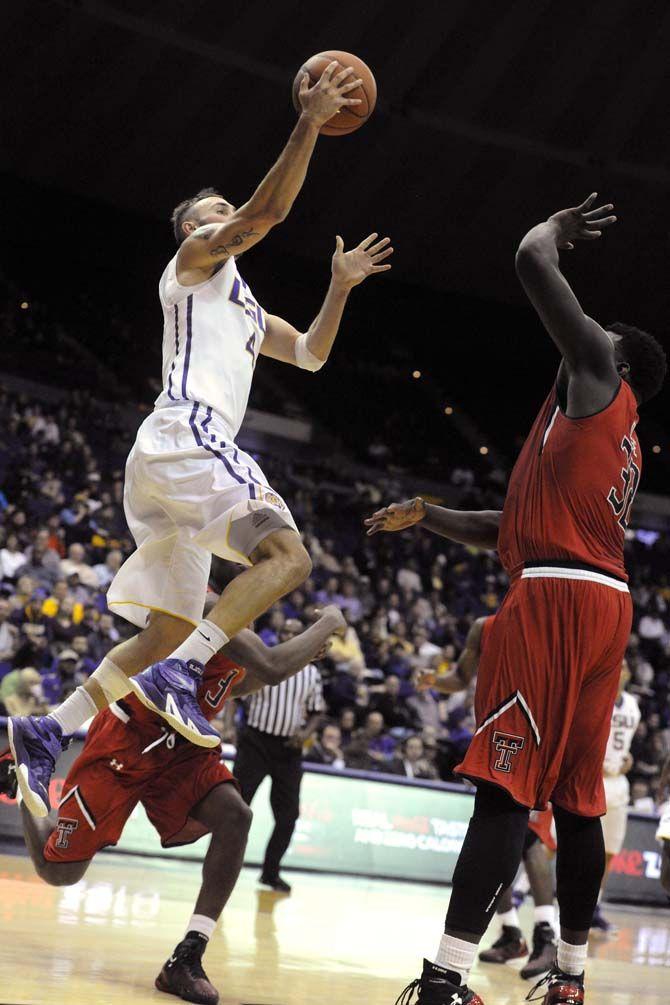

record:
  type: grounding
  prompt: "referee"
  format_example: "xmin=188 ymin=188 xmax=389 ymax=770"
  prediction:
xmin=234 ymin=618 xmax=324 ymax=893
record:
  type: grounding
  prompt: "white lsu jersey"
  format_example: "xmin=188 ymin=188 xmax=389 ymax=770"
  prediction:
xmin=154 ymin=248 xmax=266 ymax=441
xmin=603 ymin=691 xmax=641 ymax=777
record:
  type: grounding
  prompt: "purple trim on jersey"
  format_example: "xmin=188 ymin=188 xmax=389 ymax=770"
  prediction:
xmin=232 ymin=446 xmax=263 ymax=486
xmin=189 ymin=401 xmax=246 ymax=486
xmin=181 ymin=295 xmax=194 ymax=400
xmin=202 ymin=406 xmax=213 ymax=436
xmin=167 ymin=303 xmax=180 ymax=401
xmin=249 ymin=483 xmax=257 ymax=500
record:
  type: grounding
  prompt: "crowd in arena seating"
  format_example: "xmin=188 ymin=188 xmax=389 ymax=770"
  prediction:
xmin=1 ymin=384 xmax=669 ymax=810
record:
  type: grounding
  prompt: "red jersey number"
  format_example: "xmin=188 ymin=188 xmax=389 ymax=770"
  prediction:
xmin=607 ymin=427 xmax=640 ymax=531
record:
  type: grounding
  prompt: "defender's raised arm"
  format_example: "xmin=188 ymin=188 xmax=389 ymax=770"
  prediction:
xmin=515 ymin=194 xmax=620 ymax=415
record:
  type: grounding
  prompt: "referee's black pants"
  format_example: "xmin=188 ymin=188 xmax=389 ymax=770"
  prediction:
xmin=233 ymin=725 xmax=302 ymax=881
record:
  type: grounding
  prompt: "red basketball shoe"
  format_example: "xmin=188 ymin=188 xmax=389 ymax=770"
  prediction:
xmin=526 ymin=966 xmax=584 ymax=1004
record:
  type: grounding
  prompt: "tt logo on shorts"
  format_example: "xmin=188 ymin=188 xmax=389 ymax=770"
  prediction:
xmin=55 ymin=817 xmax=79 ymax=849
xmin=492 ymin=730 xmax=525 ymax=773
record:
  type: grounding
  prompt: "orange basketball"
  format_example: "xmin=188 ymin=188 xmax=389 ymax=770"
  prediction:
xmin=292 ymin=50 xmax=377 ymax=136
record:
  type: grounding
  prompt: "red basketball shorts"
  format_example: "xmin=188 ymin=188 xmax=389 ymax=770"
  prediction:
xmin=44 ymin=704 xmax=234 ymax=864
xmin=455 ymin=566 xmax=632 ymax=816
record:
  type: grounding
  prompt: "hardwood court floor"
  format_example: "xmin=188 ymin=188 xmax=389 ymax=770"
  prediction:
xmin=1 ymin=850 xmax=668 ymax=1004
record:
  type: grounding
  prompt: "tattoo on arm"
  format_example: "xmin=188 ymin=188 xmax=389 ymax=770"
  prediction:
xmin=208 ymin=229 xmax=259 ymax=258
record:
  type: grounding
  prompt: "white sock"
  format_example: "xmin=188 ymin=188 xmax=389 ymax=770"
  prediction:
xmin=186 ymin=913 xmax=217 ymax=941
xmin=534 ymin=904 xmax=556 ymax=928
xmin=49 ymin=687 xmax=98 ymax=736
xmin=557 ymin=938 xmax=587 ymax=976
xmin=169 ymin=620 xmax=229 ymax=666
xmin=435 ymin=934 xmax=477 ymax=985
xmin=499 ymin=907 xmax=520 ymax=929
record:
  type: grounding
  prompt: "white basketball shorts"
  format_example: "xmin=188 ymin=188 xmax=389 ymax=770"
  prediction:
xmin=657 ymin=801 xmax=670 ymax=844
xmin=602 ymin=774 xmax=630 ymax=855
xmin=107 ymin=403 xmax=298 ymax=627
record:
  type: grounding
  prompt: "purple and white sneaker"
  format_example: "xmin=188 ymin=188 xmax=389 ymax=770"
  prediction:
xmin=127 ymin=659 xmax=220 ymax=748
xmin=8 ymin=716 xmax=68 ymax=818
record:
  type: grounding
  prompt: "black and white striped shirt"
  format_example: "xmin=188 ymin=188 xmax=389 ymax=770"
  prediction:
xmin=244 ymin=664 xmax=324 ymax=737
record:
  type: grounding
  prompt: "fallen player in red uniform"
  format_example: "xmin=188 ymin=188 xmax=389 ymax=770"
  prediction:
xmin=0 ymin=604 xmax=344 ymax=1005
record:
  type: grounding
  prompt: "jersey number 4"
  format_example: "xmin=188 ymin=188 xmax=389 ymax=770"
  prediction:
xmin=607 ymin=430 xmax=640 ymax=530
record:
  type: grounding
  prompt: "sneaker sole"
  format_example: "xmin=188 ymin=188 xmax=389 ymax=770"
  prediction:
xmin=7 ymin=720 xmax=49 ymax=818
xmin=155 ymin=970 xmax=220 ymax=1005
xmin=127 ymin=679 xmax=220 ymax=749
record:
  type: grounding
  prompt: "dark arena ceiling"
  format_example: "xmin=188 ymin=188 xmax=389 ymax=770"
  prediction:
xmin=3 ymin=0 xmax=670 ymax=478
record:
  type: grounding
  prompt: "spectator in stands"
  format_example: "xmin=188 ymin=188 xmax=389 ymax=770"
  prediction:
xmin=304 ymin=723 xmax=346 ymax=769
xmin=71 ymin=634 xmax=98 ymax=677
xmin=391 ymin=735 xmax=439 ymax=780
xmin=407 ymin=678 xmax=443 ymax=735
xmin=397 ymin=558 xmax=422 ymax=594
xmin=338 ymin=707 xmax=356 ymax=746
xmin=345 ymin=711 xmax=396 ymax=770
xmin=328 ymin=611 xmax=365 ymax=673
xmin=88 ymin=612 xmax=121 ymax=661
xmin=0 ymin=533 xmax=26 ymax=579
xmin=60 ymin=542 xmax=99 ymax=588
xmin=369 ymin=673 xmax=421 ymax=730
xmin=15 ymin=531 xmax=61 ymax=589
xmin=259 ymin=607 xmax=285 ymax=646
xmin=0 ymin=667 xmax=49 ymax=717
xmin=42 ymin=579 xmax=84 ymax=621
xmin=92 ymin=548 xmax=123 ymax=589
xmin=55 ymin=648 xmax=89 ymax=701
xmin=338 ymin=578 xmax=363 ymax=623
xmin=13 ymin=624 xmax=53 ymax=672
xmin=0 ymin=597 xmax=19 ymax=664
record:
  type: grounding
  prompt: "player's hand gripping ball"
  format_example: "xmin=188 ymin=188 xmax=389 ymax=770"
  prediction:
xmin=293 ymin=50 xmax=377 ymax=135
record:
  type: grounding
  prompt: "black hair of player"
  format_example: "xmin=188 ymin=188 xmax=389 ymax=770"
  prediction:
xmin=171 ymin=187 xmax=222 ymax=245
xmin=608 ymin=322 xmax=667 ymax=404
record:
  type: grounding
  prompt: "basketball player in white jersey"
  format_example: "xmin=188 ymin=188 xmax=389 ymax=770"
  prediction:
xmin=10 ymin=61 xmax=393 ymax=818
xmin=656 ymin=753 xmax=670 ymax=894
xmin=592 ymin=658 xmax=640 ymax=932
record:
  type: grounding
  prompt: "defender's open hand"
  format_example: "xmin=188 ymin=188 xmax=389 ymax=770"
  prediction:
xmin=332 ymin=233 xmax=394 ymax=289
xmin=364 ymin=497 xmax=426 ymax=536
xmin=548 ymin=193 xmax=617 ymax=250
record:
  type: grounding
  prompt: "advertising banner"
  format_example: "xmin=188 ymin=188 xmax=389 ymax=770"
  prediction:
xmin=1 ymin=728 xmax=667 ymax=904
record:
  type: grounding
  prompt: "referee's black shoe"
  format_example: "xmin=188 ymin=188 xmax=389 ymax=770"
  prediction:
xmin=259 ymin=872 xmax=291 ymax=894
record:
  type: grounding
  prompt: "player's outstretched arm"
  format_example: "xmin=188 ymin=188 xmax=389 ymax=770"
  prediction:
xmin=178 ymin=63 xmax=362 ymax=273
xmin=515 ymin=194 xmax=620 ymax=413
xmin=224 ymin=605 xmax=345 ymax=694
xmin=364 ymin=497 xmax=500 ymax=550
xmin=415 ymin=617 xmax=486 ymax=695
xmin=261 ymin=233 xmax=393 ymax=369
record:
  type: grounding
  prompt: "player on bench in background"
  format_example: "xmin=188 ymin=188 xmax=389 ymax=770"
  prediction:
xmin=1 ymin=603 xmax=345 ymax=1005
xmin=416 ymin=615 xmax=557 ymax=980
xmin=9 ymin=62 xmax=392 ymax=820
